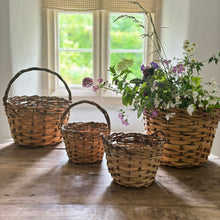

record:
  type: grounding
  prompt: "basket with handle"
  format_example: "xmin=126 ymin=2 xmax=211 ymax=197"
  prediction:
xmin=3 ymin=67 xmax=72 ymax=147
xmin=101 ymin=131 xmax=165 ymax=188
xmin=60 ymin=100 xmax=111 ymax=164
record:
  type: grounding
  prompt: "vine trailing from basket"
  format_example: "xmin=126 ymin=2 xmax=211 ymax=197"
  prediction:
xmin=82 ymin=2 xmax=220 ymax=125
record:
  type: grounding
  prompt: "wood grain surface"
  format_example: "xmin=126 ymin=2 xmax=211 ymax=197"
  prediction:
xmin=0 ymin=141 xmax=219 ymax=220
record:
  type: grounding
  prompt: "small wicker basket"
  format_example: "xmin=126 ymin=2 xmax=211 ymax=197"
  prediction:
xmin=144 ymin=108 xmax=220 ymax=168
xmin=3 ymin=67 xmax=72 ymax=147
xmin=101 ymin=131 xmax=165 ymax=188
xmin=60 ymin=100 xmax=111 ymax=164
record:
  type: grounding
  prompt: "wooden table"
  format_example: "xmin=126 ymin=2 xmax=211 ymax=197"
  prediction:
xmin=0 ymin=141 xmax=220 ymax=220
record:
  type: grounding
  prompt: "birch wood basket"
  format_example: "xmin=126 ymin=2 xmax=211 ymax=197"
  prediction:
xmin=60 ymin=100 xmax=111 ymax=164
xmin=101 ymin=131 xmax=165 ymax=188
xmin=3 ymin=67 xmax=72 ymax=147
xmin=144 ymin=108 xmax=220 ymax=168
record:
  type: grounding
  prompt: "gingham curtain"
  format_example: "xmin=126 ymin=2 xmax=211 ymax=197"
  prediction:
xmin=42 ymin=0 xmax=158 ymax=13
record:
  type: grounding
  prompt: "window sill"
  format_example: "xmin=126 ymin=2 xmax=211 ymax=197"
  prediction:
xmin=50 ymin=88 xmax=123 ymax=106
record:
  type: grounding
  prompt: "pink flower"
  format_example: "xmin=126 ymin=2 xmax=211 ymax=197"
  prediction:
xmin=122 ymin=120 xmax=129 ymax=126
xmin=92 ymin=85 xmax=99 ymax=92
xmin=150 ymin=110 xmax=158 ymax=118
xmin=82 ymin=77 xmax=93 ymax=88
xmin=97 ymin=78 xmax=103 ymax=83
xmin=173 ymin=64 xmax=185 ymax=74
xmin=162 ymin=59 xmax=170 ymax=66
xmin=118 ymin=112 xmax=123 ymax=120
xmin=118 ymin=110 xmax=130 ymax=126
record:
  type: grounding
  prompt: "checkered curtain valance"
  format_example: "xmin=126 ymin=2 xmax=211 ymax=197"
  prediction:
xmin=42 ymin=0 xmax=158 ymax=13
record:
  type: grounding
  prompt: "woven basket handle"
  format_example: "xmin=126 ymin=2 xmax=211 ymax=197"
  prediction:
xmin=60 ymin=100 xmax=111 ymax=130
xmin=3 ymin=67 xmax=72 ymax=104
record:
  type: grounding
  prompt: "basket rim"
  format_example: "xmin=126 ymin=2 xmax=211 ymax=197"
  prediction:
xmin=144 ymin=107 xmax=220 ymax=120
xmin=61 ymin=121 xmax=109 ymax=134
xmin=6 ymin=95 xmax=71 ymax=104
xmin=101 ymin=132 xmax=165 ymax=150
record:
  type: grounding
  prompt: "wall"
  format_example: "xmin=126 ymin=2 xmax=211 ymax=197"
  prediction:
xmin=0 ymin=0 xmax=42 ymax=142
xmin=160 ymin=0 xmax=220 ymax=155
xmin=9 ymin=0 xmax=42 ymax=96
xmin=0 ymin=0 xmax=12 ymax=141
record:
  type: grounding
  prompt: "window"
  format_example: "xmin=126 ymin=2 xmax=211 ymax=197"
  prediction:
xmin=42 ymin=1 xmax=161 ymax=103
xmin=58 ymin=12 xmax=93 ymax=86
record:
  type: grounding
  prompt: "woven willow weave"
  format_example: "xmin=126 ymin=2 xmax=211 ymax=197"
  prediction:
xmin=3 ymin=67 xmax=72 ymax=147
xmin=101 ymin=132 xmax=165 ymax=188
xmin=42 ymin=0 xmax=158 ymax=13
xmin=61 ymin=100 xmax=111 ymax=164
xmin=144 ymin=108 xmax=220 ymax=168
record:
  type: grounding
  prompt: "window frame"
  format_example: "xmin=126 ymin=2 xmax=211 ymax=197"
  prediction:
xmin=42 ymin=9 xmax=161 ymax=105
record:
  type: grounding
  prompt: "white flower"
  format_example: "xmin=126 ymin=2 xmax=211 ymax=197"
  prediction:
xmin=166 ymin=101 xmax=175 ymax=109
xmin=187 ymin=104 xmax=195 ymax=116
xmin=175 ymin=96 xmax=182 ymax=106
xmin=165 ymin=112 xmax=176 ymax=121
xmin=198 ymin=103 xmax=204 ymax=108
xmin=151 ymin=80 xmax=159 ymax=92
xmin=154 ymin=98 xmax=161 ymax=108
xmin=192 ymin=91 xmax=198 ymax=104
xmin=208 ymin=99 xmax=217 ymax=106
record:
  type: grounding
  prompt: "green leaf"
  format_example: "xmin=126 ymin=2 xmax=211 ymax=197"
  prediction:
xmin=130 ymin=78 xmax=143 ymax=85
xmin=208 ymin=57 xmax=213 ymax=63
xmin=118 ymin=81 xmax=123 ymax=90
xmin=137 ymin=108 xmax=143 ymax=118
xmin=109 ymin=65 xmax=116 ymax=74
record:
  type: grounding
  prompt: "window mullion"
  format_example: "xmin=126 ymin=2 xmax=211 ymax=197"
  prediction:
xmin=100 ymin=10 xmax=110 ymax=83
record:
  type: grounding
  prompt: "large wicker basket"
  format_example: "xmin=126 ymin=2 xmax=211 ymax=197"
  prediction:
xmin=3 ymin=67 xmax=72 ymax=147
xmin=144 ymin=108 xmax=220 ymax=168
xmin=60 ymin=100 xmax=111 ymax=164
xmin=101 ymin=132 xmax=165 ymax=188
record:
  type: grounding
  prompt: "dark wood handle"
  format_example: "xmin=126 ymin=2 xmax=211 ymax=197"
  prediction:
xmin=60 ymin=100 xmax=111 ymax=130
xmin=3 ymin=67 xmax=72 ymax=104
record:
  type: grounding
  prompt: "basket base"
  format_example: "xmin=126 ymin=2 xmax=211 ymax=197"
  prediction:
xmin=68 ymin=158 xmax=103 ymax=165
xmin=112 ymin=177 xmax=155 ymax=188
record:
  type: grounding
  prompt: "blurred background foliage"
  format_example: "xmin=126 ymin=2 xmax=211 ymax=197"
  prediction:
xmin=58 ymin=13 xmax=144 ymax=85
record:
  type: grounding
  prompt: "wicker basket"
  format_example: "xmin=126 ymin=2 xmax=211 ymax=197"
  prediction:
xmin=144 ymin=108 xmax=220 ymax=168
xmin=3 ymin=67 xmax=72 ymax=147
xmin=60 ymin=100 xmax=111 ymax=164
xmin=101 ymin=132 xmax=165 ymax=188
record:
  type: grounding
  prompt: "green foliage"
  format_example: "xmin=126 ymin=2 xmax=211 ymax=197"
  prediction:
xmin=58 ymin=12 xmax=145 ymax=85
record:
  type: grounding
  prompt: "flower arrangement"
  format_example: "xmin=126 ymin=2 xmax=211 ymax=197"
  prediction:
xmin=82 ymin=2 xmax=220 ymax=124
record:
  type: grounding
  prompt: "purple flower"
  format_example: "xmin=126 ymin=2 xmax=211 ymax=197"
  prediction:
xmin=92 ymin=85 xmax=99 ymax=92
xmin=150 ymin=62 xmax=159 ymax=69
xmin=122 ymin=120 xmax=129 ymax=126
xmin=118 ymin=112 xmax=123 ymax=120
xmin=141 ymin=64 xmax=154 ymax=78
xmin=141 ymin=64 xmax=145 ymax=72
xmin=143 ymin=110 xmax=147 ymax=115
xmin=82 ymin=77 xmax=93 ymax=88
xmin=118 ymin=110 xmax=130 ymax=126
xmin=173 ymin=64 xmax=185 ymax=74
xmin=162 ymin=59 xmax=170 ymax=66
xmin=150 ymin=110 xmax=158 ymax=118
xmin=141 ymin=64 xmax=150 ymax=72
xmin=97 ymin=78 xmax=103 ymax=83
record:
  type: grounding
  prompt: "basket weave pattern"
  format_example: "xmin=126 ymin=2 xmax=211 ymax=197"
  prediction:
xmin=61 ymin=100 xmax=111 ymax=164
xmin=144 ymin=108 xmax=220 ymax=168
xmin=101 ymin=132 xmax=165 ymax=188
xmin=3 ymin=67 xmax=72 ymax=147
